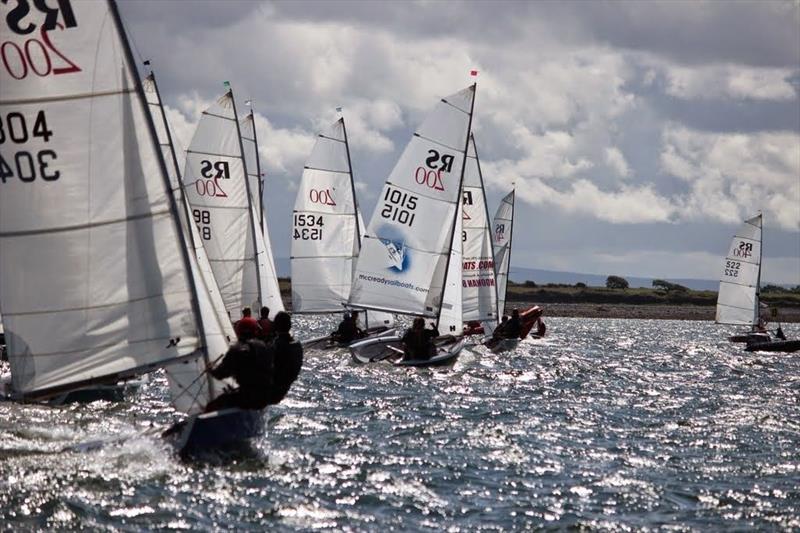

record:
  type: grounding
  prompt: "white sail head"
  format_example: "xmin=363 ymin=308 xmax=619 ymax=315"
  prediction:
xmin=715 ymin=214 xmax=763 ymax=326
xmin=240 ymin=113 xmax=285 ymax=314
xmin=0 ymin=2 xmax=207 ymax=397
xmin=462 ymin=135 xmax=498 ymax=328
xmin=349 ymin=85 xmax=476 ymax=318
xmin=492 ymin=190 xmax=515 ymax=319
xmin=292 ymin=118 xmax=360 ymax=313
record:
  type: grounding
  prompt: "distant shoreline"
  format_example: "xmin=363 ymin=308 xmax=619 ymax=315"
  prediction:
xmin=529 ymin=302 xmax=800 ymax=323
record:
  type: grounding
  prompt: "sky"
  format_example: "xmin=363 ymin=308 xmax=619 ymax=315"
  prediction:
xmin=119 ymin=0 xmax=800 ymax=285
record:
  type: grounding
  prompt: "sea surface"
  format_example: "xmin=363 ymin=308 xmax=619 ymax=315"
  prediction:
xmin=1 ymin=317 xmax=799 ymax=531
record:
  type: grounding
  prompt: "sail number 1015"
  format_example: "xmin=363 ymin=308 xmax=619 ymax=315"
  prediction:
xmin=381 ymin=186 xmax=418 ymax=227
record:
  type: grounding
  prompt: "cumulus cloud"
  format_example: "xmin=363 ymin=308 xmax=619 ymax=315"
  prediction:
xmin=662 ymin=63 xmax=797 ymax=101
xmin=660 ymin=124 xmax=800 ymax=229
xmin=605 ymin=147 xmax=631 ymax=178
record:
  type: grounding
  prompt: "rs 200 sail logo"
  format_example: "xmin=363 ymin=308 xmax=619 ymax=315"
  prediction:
xmin=2 ymin=0 xmax=81 ymax=79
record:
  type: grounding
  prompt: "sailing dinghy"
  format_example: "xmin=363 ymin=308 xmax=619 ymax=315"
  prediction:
xmin=716 ymin=214 xmax=799 ymax=353
xmin=0 ymin=1 xmax=261 ymax=453
xmin=348 ymin=84 xmax=477 ymax=366
xmin=291 ymin=117 xmax=395 ymax=350
xmin=463 ymin=188 xmax=544 ymax=350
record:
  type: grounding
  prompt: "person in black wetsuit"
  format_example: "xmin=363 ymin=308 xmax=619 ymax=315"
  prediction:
xmin=401 ymin=317 xmax=439 ymax=361
xmin=204 ymin=338 xmax=272 ymax=412
xmin=493 ymin=309 xmax=522 ymax=340
xmin=331 ymin=312 xmax=362 ymax=344
xmin=264 ymin=311 xmax=304 ymax=405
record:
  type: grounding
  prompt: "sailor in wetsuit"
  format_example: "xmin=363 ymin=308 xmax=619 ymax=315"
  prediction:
xmin=204 ymin=337 xmax=272 ymax=412
xmin=264 ymin=311 xmax=304 ymax=405
xmin=493 ymin=309 xmax=522 ymax=339
xmin=204 ymin=311 xmax=303 ymax=412
xmin=401 ymin=317 xmax=439 ymax=361
xmin=234 ymin=307 xmax=262 ymax=341
xmin=258 ymin=306 xmax=273 ymax=341
xmin=331 ymin=312 xmax=362 ymax=344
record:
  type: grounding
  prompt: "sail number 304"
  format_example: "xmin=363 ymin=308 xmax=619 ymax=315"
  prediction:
xmin=0 ymin=110 xmax=59 ymax=184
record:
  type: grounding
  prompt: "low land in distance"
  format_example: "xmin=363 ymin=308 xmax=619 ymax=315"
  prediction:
xmin=277 ymin=279 xmax=800 ymax=322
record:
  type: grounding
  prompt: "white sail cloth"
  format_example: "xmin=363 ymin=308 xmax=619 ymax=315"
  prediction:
xmin=492 ymin=190 xmax=515 ymax=319
xmin=715 ymin=214 xmax=762 ymax=326
xmin=349 ymin=86 xmax=475 ymax=318
xmin=240 ymin=114 xmax=284 ymax=314
xmin=292 ymin=119 xmax=360 ymax=313
xmin=461 ymin=135 xmax=498 ymax=326
xmin=143 ymin=72 xmax=233 ymax=413
xmin=0 ymin=3 xmax=207 ymax=397
xmin=183 ymin=93 xmax=277 ymax=317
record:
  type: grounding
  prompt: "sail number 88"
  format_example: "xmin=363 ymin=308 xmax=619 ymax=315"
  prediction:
xmin=381 ymin=186 xmax=417 ymax=227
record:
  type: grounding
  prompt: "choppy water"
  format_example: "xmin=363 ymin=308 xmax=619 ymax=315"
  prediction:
xmin=1 ymin=317 xmax=799 ymax=530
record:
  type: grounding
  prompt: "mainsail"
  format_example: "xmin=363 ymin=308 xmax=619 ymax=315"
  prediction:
xmin=492 ymin=190 xmax=515 ymax=319
xmin=348 ymin=85 xmax=476 ymax=319
xmin=0 ymin=1 xmax=214 ymax=399
xmin=462 ymin=134 xmax=498 ymax=327
xmin=716 ymin=214 xmax=763 ymax=326
xmin=240 ymin=112 xmax=285 ymax=314
xmin=143 ymin=70 xmax=233 ymax=413
xmin=292 ymin=118 xmax=363 ymax=313
xmin=183 ymin=90 xmax=276 ymax=316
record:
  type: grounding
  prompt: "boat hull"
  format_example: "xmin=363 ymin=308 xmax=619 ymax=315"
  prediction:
xmin=744 ymin=339 xmax=800 ymax=353
xmin=484 ymin=337 xmax=520 ymax=353
xmin=303 ymin=327 xmax=397 ymax=351
xmin=350 ymin=334 xmax=464 ymax=366
xmin=167 ymin=408 xmax=265 ymax=456
xmin=729 ymin=332 xmax=770 ymax=343
xmin=464 ymin=306 xmax=543 ymax=338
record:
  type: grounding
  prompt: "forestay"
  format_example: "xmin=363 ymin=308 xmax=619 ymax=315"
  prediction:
xmin=461 ymin=134 xmax=498 ymax=327
xmin=0 ymin=2 xmax=208 ymax=398
xmin=143 ymin=71 xmax=232 ymax=413
xmin=291 ymin=119 xmax=359 ymax=313
xmin=240 ymin=112 xmax=285 ymax=314
xmin=183 ymin=91 xmax=269 ymax=316
xmin=349 ymin=85 xmax=476 ymax=318
xmin=492 ymin=190 xmax=515 ymax=319
xmin=716 ymin=214 xmax=762 ymax=326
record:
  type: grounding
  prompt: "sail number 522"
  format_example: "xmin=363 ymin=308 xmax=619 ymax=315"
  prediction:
xmin=725 ymin=260 xmax=740 ymax=278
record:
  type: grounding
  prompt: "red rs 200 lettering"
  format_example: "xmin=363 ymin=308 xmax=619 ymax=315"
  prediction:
xmin=309 ymin=188 xmax=336 ymax=206
xmin=1 ymin=23 xmax=81 ymax=79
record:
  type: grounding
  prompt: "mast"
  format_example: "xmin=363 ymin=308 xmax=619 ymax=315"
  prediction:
xmin=436 ymin=83 xmax=476 ymax=327
xmin=248 ymin=109 xmax=265 ymax=230
xmin=147 ymin=68 xmax=214 ymax=400
xmin=472 ymin=133 xmax=501 ymax=324
xmin=340 ymin=116 xmax=368 ymax=328
xmin=108 ymin=2 xmax=210 ymax=368
xmin=755 ymin=212 xmax=763 ymax=327
xmin=341 ymin=117 xmax=362 ymax=249
xmin=504 ymin=187 xmax=516 ymax=314
xmin=230 ymin=89 xmax=264 ymax=306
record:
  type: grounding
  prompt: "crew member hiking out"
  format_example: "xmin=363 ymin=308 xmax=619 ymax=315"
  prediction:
xmin=204 ymin=337 xmax=272 ymax=412
xmin=234 ymin=307 xmax=262 ymax=341
xmin=401 ymin=317 xmax=439 ymax=361
xmin=494 ymin=308 xmax=522 ymax=339
xmin=331 ymin=312 xmax=362 ymax=344
xmin=264 ymin=311 xmax=304 ymax=405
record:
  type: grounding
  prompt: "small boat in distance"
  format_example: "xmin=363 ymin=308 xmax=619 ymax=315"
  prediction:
xmin=716 ymin=214 xmax=798 ymax=353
